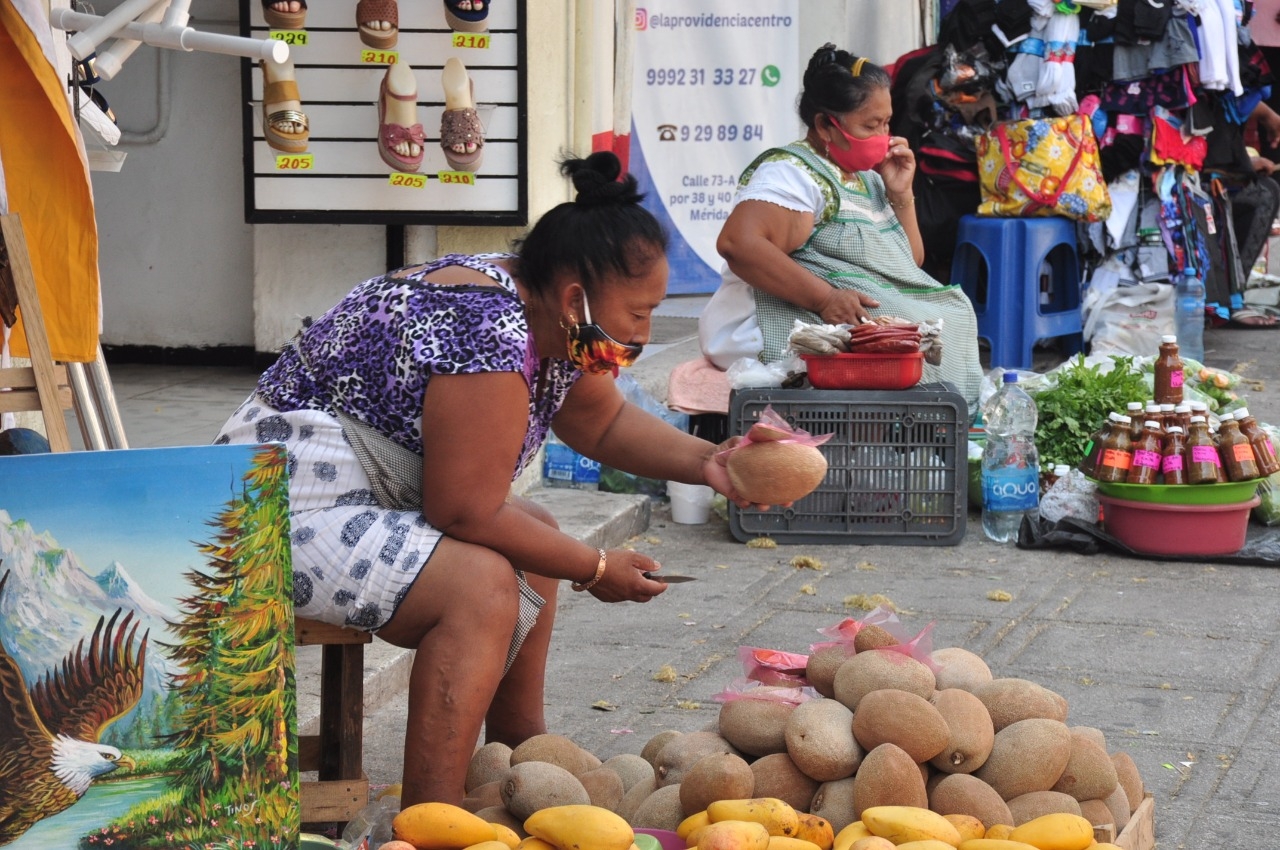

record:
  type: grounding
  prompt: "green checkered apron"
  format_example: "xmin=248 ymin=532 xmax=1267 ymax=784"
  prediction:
xmin=748 ymin=142 xmax=982 ymax=408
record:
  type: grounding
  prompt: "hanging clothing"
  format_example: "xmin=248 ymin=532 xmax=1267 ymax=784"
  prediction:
xmin=0 ymin=0 xmax=101 ymax=362
xmin=698 ymin=142 xmax=983 ymax=409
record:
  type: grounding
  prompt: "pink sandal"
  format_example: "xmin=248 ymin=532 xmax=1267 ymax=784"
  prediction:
xmin=377 ymin=76 xmax=425 ymax=172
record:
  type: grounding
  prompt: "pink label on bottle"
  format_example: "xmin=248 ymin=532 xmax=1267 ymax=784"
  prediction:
xmin=1265 ymin=440 xmax=1277 ymax=461
xmin=1133 ymin=449 xmax=1161 ymax=469
xmin=1191 ymin=445 xmax=1222 ymax=466
xmin=1171 ymin=371 xmax=1184 ymax=387
xmin=1162 ymin=454 xmax=1184 ymax=473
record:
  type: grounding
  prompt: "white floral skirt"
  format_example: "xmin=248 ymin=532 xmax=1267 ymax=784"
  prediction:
xmin=215 ymin=395 xmax=441 ymax=631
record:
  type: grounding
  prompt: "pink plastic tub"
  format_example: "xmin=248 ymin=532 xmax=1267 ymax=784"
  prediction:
xmin=1097 ymin=494 xmax=1260 ymax=557
xmin=634 ymin=829 xmax=684 ymax=850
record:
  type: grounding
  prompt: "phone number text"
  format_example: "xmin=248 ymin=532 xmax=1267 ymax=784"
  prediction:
xmin=646 ymin=67 xmax=761 ymax=86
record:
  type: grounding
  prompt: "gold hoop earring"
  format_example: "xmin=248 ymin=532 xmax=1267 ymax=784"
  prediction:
xmin=559 ymin=314 xmax=578 ymax=334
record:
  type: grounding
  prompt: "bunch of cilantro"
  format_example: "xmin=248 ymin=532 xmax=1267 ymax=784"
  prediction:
xmin=1027 ymin=354 xmax=1151 ymax=469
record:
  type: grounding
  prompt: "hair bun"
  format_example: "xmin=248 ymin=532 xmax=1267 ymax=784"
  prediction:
xmin=561 ymin=151 xmax=643 ymax=207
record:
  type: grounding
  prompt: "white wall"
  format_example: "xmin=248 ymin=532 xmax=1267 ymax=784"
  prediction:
xmin=89 ymin=0 xmax=254 ymax=350
xmin=86 ymin=0 xmax=931 ymax=354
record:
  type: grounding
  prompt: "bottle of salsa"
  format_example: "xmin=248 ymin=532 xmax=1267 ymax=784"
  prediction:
xmin=1078 ymin=412 xmax=1122 ymax=477
xmin=1126 ymin=420 xmax=1163 ymax=484
xmin=1217 ymin=415 xmax=1260 ymax=482
xmin=1185 ymin=415 xmax=1222 ymax=485
xmin=1233 ymin=407 xmax=1280 ymax=476
xmin=1162 ymin=426 xmax=1187 ymax=485
xmin=1095 ymin=415 xmax=1134 ymax=483
xmin=1154 ymin=335 xmax=1184 ymax=405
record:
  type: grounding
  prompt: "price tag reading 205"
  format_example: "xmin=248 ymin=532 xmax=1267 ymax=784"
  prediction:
xmin=275 ymin=153 xmax=313 ymax=171
xmin=269 ymin=30 xmax=308 ymax=45
xmin=389 ymin=172 xmax=426 ymax=189
xmin=451 ymin=33 xmax=490 ymax=49
xmin=361 ymin=49 xmax=399 ymax=64
xmin=438 ymin=171 xmax=476 ymax=186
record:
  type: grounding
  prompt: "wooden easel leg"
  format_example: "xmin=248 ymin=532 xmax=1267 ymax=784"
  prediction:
xmin=0 ymin=214 xmax=73 ymax=452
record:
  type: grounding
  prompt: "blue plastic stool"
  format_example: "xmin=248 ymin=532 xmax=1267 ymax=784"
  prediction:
xmin=950 ymin=215 xmax=1084 ymax=371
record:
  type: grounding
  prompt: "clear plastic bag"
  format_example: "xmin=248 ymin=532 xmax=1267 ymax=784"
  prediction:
xmin=1038 ymin=467 xmax=1100 ymax=525
xmin=338 ymin=794 xmax=399 ymax=850
xmin=726 ymin=355 xmax=804 ymax=390
xmin=713 ymin=678 xmax=821 ymax=705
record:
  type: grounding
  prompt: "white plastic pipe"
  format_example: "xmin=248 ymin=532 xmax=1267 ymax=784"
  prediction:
xmin=63 ymin=0 xmax=167 ymax=60
xmin=93 ymin=0 xmax=171 ymax=82
xmin=50 ymin=8 xmax=288 ymax=63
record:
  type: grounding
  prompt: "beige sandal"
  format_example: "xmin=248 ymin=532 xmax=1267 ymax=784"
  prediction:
xmin=261 ymin=61 xmax=309 ymax=153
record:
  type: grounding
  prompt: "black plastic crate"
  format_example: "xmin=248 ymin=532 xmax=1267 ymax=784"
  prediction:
xmin=728 ymin=384 xmax=969 ymax=545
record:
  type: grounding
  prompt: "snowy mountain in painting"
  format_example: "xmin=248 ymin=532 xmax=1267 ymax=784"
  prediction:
xmin=0 ymin=509 xmax=182 ymax=746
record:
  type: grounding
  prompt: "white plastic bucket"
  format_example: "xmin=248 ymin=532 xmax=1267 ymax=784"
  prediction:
xmin=667 ymin=481 xmax=714 ymax=524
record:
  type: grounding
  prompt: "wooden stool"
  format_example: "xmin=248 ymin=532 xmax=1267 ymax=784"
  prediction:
xmin=296 ymin=617 xmax=372 ymax=823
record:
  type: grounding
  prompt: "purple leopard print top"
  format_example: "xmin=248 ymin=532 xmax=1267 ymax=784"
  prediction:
xmin=257 ymin=253 xmax=581 ymax=479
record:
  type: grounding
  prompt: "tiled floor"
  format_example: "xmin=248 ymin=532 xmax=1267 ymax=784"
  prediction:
xmin=66 ymin=364 xmax=260 ymax=451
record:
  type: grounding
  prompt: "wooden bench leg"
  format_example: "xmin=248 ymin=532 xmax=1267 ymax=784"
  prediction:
xmin=320 ymin=641 xmax=365 ymax=781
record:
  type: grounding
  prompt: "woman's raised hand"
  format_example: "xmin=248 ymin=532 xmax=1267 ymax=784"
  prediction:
xmin=588 ymin=548 xmax=669 ymax=603
xmin=816 ymin=288 xmax=880 ymax=325
xmin=877 ymin=136 xmax=916 ymax=196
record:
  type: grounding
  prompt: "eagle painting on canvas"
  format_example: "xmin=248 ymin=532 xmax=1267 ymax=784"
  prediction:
xmin=0 ymin=444 xmax=297 ymax=849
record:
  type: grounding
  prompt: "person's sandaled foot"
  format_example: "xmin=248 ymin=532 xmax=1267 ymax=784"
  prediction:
xmin=356 ymin=0 xmax=398 ymax=48
xmin=1221 ymin=307 xmax=1280 ymax=329
xmin=444 ymin=0 xmax=489 ymax=32
xmin=440 ymin=57 xmax=484 ymax=172
xmin=378 ymin=61 xmax=424 ymax=172
xmin=263 ymin=0 xmax=307 ymax=29
xmin=261 ymin=58 xmax=309 ymax=153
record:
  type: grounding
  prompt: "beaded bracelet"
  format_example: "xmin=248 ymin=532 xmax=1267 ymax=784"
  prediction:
xmin=571 ymin=548 xmax=608 ymax=592
xmin=889 ymin=195 xmax=915 ymax=210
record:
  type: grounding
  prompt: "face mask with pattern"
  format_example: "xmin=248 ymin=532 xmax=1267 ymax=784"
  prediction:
xmin=565 ymin=291 xmax=644 ymax=376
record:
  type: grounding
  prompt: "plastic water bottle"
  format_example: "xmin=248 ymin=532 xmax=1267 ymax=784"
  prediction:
xmin=981 ymin=372 xmax=1040 ymax=544
xmin=1175 ymin=275 xmax=1205 ymax=364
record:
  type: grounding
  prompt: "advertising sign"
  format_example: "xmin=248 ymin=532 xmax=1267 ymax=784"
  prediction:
xmin=630 ymin=2 xmax=800 ymax=293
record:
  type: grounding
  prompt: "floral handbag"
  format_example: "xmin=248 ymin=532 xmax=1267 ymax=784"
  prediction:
xmin=976 ymin=114 xmax=1112 ymax=222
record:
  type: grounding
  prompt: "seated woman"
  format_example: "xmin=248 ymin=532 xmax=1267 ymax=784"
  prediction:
xmin=698 ymin=43 xmax=984 ymax=409
xmin=214 ymin=152 xmax=766 ymax=807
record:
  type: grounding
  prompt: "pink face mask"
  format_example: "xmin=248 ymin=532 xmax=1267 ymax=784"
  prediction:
xmin=824 ymin=114 xmax=890 ymax=173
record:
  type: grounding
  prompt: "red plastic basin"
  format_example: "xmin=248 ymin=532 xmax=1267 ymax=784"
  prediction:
xmin=1097 ymin=494 xmax=1260 ymax=557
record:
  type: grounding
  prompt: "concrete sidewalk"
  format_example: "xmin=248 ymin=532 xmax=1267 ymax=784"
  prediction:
xmin=95 ymin=311 xmax=1280 ymax=849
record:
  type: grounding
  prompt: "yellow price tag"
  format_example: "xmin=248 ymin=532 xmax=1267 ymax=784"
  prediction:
xmin=389 ymin=172 xmax=427 ymax=189
xmin=361 ymin=49 xmax=400 ymax=64
xmin=437 ymin=171 xmax=476 ymax=186
xmin=275 ymin=153 xmax=314 ymax=171
xmin=451 ymin=32 xmax=491 ymax=50
xmin=269 ymin=30 xmax=308 ymax=45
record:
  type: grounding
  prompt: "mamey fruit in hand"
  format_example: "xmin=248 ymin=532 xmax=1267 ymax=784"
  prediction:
xmin=726 ymin=439 xmax=828 ymax=504
xmin=392 ymin=802 xmax=500 ymax=849
xmin=523 ymin=804 xmax=634 ymax=850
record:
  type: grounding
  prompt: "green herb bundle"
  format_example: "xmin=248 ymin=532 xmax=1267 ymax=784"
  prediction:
xmin=1027 ymin=354 xmax=1151 ymax=469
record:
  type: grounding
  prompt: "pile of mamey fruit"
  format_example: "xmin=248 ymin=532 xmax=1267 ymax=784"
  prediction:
xmin=377 ymin=626 xmax=1148 ymax=849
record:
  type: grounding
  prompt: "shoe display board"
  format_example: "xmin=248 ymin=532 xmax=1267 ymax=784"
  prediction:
xmin=238 ymin=0 xmax=525 ymax=225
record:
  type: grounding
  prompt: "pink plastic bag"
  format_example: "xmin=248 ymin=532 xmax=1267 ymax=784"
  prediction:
xmin=815 ymin=606 xmax=940 ymax=672
xmin=717 ymin=405 xmax=834 ymax=462
xmin=738 ymin=645 xmax=810 ymax=688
